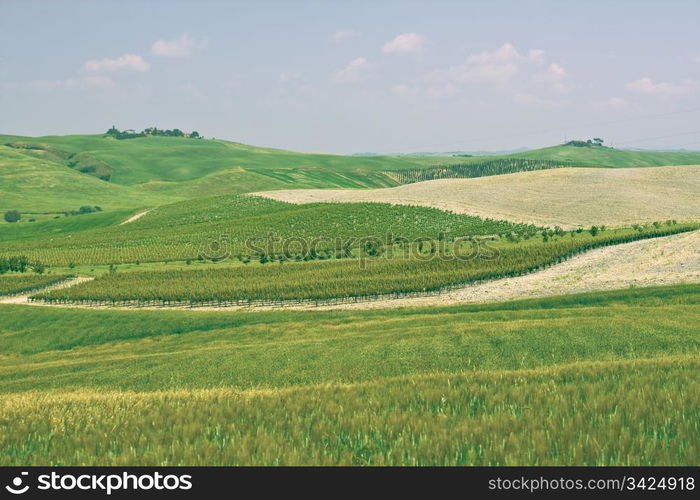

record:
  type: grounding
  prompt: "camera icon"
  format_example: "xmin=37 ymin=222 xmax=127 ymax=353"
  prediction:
xmin=5 ymin=471 xmax=29 ymax=494
xmin=199 ymin=234 xmax=231 ymax=263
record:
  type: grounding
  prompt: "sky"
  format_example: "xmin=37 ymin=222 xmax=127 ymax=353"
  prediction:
xmin=1 ymin=0 xmax=700 ymax=153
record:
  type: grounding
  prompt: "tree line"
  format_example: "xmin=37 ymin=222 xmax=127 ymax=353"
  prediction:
xmin=105 ymin=126 xmax=202 ymax=140
xmin=383 ymin=158 xmax=575 ymax=185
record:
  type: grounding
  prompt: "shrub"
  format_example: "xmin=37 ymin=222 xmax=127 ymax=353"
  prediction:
xmin=4 ymin=210 xmax=21 ymax=223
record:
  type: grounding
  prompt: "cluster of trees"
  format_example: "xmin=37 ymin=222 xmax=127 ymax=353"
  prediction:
xmin=565 ymin=138 xmax=605 ymax=147
xmin=0 ymin=256 xmax=45 ymax=274
xmin=69 ymin=206 xmax=102 ymax=216
xmin=105 ymin=126 xmax=201 ymax=140
xmin=3 ymin=207 xmax=102 ymax=224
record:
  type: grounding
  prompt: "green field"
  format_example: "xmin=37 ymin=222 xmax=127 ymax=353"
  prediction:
xmin=32 ymin=223 xmax=697 ymax=304
xmin=1 ymin=285 xmax=699 ymax=465
xmin=0 ymin=195 xmax=538 ymax=266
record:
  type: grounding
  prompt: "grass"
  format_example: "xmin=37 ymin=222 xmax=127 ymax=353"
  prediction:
xmin=0 ymin=284 xmax=698 ymax=465
xmin=1 ymin=356 xmax=697 ymax=466
xmin=33 ymin=224 xmax=697 ymax=303
xmin=3 ymin=284 xmax=699 ymax=389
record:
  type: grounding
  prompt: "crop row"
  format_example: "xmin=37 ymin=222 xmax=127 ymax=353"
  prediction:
xmin=0 ymin=274 xmax=73 ymax=296
xmin=1 ymin=198 xmax=539 ymax=266
xmin=33 ymin=224 xmax=697 ymax=304
xmin=383 ymin=158 xmax=574 ymax=184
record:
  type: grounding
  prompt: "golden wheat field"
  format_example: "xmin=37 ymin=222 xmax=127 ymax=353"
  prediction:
xmin=1 ymin=355 xmax=698 ymax=466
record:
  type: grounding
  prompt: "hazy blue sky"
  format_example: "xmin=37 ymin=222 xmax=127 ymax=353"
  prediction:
xmin=2 ymin=0 xmax=699 ymax=153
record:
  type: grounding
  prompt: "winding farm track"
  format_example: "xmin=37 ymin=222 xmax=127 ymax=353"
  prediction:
xmin=119 ymin=209 xmax=151 ymax=225
xmin=255 ymin=165 xmax=700 ymax=229
xmin=0 ymin=277 xmax=94 ymax=305
xmin=4 ymin=230 xmax=699 ymax=311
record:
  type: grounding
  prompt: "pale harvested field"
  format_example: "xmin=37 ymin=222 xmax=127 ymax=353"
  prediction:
xmin=311 ymin=228 xmax=700 ymax=311
xmin=256 ymin=165 xmax=700 ymax=228
xmin=12 ymin=231 xmax=700 ymax=312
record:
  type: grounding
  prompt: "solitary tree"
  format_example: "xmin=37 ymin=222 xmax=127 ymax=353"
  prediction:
xmin=4 ymin=210 xmax=21 ymax=223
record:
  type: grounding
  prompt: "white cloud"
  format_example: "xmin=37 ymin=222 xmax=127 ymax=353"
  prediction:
xmin=533 ymin=62 xmax=570 ymax=92
xmin=425 ymin=43 xmax=569 ymax=99
xmin=626 ymin=77 xmax=696 ymax=95
xmin=391 ymin=84 xmax=418 ymax=97
xmin=439 ymin=43 xmax=547 ymax=85
xmin=151 ymin=34 xmax=207 ymax=57
xmin=383 ymin=33 xmax=425 ymax=54
xmin=539 ymin=63 xmax=566 ymax=81
xmin=82 ymin=54 xmax=150 ymax=73
xmin=332 ymin=29 xmax=359 ymax=42
xmin=279 ymin=72 xmax=302 ymax=83
xmin=527 ymin=49 xmax=546 ymax=64
xmin=333 ymin=57 xmax=369 ymax=83
xmin=465 ymin=42 xmax=521 ymax=65
xmin=31 ymin=76 xmax=115 ymax=90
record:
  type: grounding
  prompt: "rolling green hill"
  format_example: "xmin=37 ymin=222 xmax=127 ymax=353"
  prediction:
xmin=0 ymin=144 xmax=175 ymax=213
xmin=3 ymin=133 xmax=699 ymax=214
xmin=512 ymin=144 xmax=700 ymax=168
xmin=0 ymin=133 xmax=442 ymax=212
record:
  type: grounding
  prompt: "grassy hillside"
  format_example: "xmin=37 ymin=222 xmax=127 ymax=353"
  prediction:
xmin=0 ymin=208 xmax=134 ymax=242
xmin=0 ymin=133 xmax=440 ymax=211
xmin=513 ymin=144 xmax=700 ymax=168
xmin=1 ymin=284 xmax=698 ymax=464
xmin=0 ymin=134 xmax=434 ymax=185
xmin=0 ymin=145 xmax=176 ymax=212
xmin=3 ymin=133 xmax=699 ymax=213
